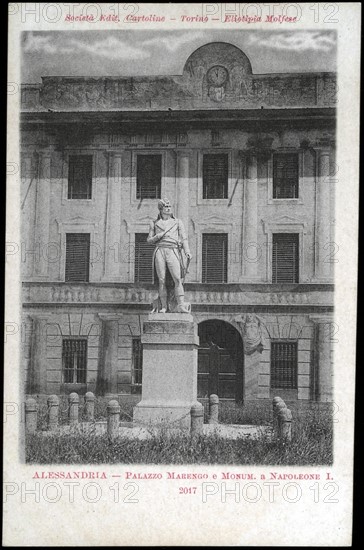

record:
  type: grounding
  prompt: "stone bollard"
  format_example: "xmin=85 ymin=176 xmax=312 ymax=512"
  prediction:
xmin=278 ymin=407 xmax=293 ymax=441
xmin=107 ymin=400 xmax=120 ymax=440
xmin=273 ymin=396 xmax=284 ymax=413
xmin=272 ymin=397 xmax=283 ymax=432
xmin=190 ymin=403 xmax=204 ymax=436
xmin=68 ymin=393 xmax=79 ymax=425
xmin=208 ymin=394 xmax=219 ymax=424
xmin=85 ymin=392 xmax=95 ymax=422
xmin=47 ymin=395 xmax=59 ymax=431
xmin=25 ymin=398 xmax=38 ymax=434
xmin=273 ymin=397 xmax=285 ymax=434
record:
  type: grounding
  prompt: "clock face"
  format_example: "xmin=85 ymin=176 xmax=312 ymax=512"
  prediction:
xmin=207 ymin=65 xmax=228 ymax=86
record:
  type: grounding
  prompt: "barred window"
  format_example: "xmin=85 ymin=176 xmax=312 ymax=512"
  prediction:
xmin=132 ymin=338 xmax=143 ymax=386
xmin=68 ymin=155 xmax=92 ymax=199
xmin=271 ymin=341 xmax=297 ymax=389
xmin=134 ymin=233 xmax=154 ymax=283
xmin=273 ymin=153 xmax=299 ymax=199
xmin=62 ymin=338 xmax=87 ymax=384
xmin=272 ymin=233 xmax=299 ymax=283
xmin=202 ymin=233 xmax=228 ymax=283
xmin=65 ymin=233 xmax=90 ymax=283
xmin=136 ymin=155 xmax=161 ymax=199
xmin=203 ymin=153 xmax=228 ymax=199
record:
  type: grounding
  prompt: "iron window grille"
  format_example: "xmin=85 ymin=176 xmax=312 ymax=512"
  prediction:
xmin=62 ymin=338 xmax=87 ymax=384
xmin=271 ymin=341 xmax=298 ymax=389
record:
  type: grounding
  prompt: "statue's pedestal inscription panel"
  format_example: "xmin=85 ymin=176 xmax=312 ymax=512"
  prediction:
xmin=133 ymin=313 xmax=199 ymax=427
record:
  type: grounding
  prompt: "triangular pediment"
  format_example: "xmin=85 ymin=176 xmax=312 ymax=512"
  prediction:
xmin=198 ymin=215 xmax=229 ymax=225
xmin=66 ymin=215 xmax=93 ymax=224
xmin=123 ymin=217 xmax=153 ymax=234
xmin=266 ymin=215 xmax=304 ymax=225
xmin=262 ymin=214 xmax=307 ymax=234
xmin=134 ymin=216 xmax=154 ymax=224
xmin=56 ymin=216 xmax=99 ymax=227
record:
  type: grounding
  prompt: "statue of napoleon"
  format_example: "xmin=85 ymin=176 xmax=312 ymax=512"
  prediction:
xmin=147 ymin=198 xmax=192 ymax=314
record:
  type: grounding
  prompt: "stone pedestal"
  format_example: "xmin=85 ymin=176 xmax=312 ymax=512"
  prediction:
xmin=133 ymin=313 xmax=200 ymax=428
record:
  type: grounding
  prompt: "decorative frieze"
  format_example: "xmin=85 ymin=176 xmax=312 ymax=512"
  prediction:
xmin=23 ymin=283 xmax=333 ymax=308
xmin=23 ymin=72 xmax=337 ymax=112
xmin=125 ymin=133 xmax=189 ymax=147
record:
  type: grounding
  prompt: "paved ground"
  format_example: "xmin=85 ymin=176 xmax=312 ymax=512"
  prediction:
xmin=38 ymin=421 xmax=272 ymax=440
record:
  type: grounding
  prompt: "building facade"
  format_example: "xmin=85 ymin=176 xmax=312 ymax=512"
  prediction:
xmin=21 ymin=42 xmax=336 ymax=404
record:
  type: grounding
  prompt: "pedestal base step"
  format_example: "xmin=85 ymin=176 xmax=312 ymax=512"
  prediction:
xmin=133 ymin=403 xmax=193 ymax=428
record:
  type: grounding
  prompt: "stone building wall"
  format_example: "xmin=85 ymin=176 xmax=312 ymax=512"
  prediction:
xmin=20 ymin=41 xmax=335 ymax=403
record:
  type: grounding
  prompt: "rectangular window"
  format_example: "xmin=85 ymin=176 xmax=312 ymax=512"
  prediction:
xmin=202 ymin=233 xmax=228 ymax=283
xmin=273 ymin=153 xmax=299 ymax=199
xmin=65 ymin=233 xmax=90 ymax=283
xmin=68 ymin=155 xmax=92 ymax=199
xmin=134 ymin=233 xmax=154 ymax=283
xmin=271 ymin=341 xmax=298 ymax=389
xmin=132 ymin=338 xmax=143 ymax=386
xmin=272 ymin=233 xmax=299 ymax=283
xmin=136 ymin=155 xmax=161 ymax=199
xmin=203 ymin=153 xmax=228 ymax=199
xmin=62 ymin=338 xmax=87 ymax=384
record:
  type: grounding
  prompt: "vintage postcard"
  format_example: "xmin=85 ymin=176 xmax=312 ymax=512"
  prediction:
xmin=5 ymin=2 xmax=359 ymax=546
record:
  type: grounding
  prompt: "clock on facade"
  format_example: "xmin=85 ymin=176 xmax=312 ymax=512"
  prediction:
xmin=207 ymin=65 xmax=229 ymax=86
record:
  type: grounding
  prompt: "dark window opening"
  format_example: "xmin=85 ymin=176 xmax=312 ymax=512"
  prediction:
xmin=134 ymin=233 xmax=154 ymax=283
xmin=271 ymin=341 xmax=298 ymax=389
xmin=272 ymin=233 xmax=299 ymax=283
xmin=136 ymin=155 xmax=161 ymax=199
xmin=68 ymin=155 xmax=92 ymax=199
xmin=203 ymin=153 xmax=228 ymax=199
xmin=132 ymin=338 xmax=143 ymax=386
xmin=273 ymin=153 xmax=299 ymax=199
xmin=202 ymin=233 xmax=228 ymax=283
xmin=62 ymin=338 xmax=87 ymax=384
xmin=65 ymin=233 xmax=90 ymax=283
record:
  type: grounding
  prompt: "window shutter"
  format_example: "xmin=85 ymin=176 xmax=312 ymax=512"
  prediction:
xmin=135 ymin=233 xmax=154 ymax=283
xmin=65 ymin=233 xmax=90 ymax=282
xmin=68 ymin=156 xmax=92 ymax=199
xmin=272 ymin=233 xmax=299 ymax=283
xmin=202 ymin=234 xmax=228 ymax=283
xmin=273 ymin=153 xmax=299 ymax=199
xmin=136 ymin=155 xmax=161 ymax=199
xmin=203 ymin=154 xmax=228 ymax=199
xmin=271 ymin=341 xmax=297 ymax=389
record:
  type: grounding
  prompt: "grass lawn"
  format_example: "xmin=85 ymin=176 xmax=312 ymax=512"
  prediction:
xmin=25 ymin=398 xmax=333 ymax=465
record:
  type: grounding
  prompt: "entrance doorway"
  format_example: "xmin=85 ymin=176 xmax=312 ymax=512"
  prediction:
xmin=198 ymin=320 xmax=244 ymax=402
